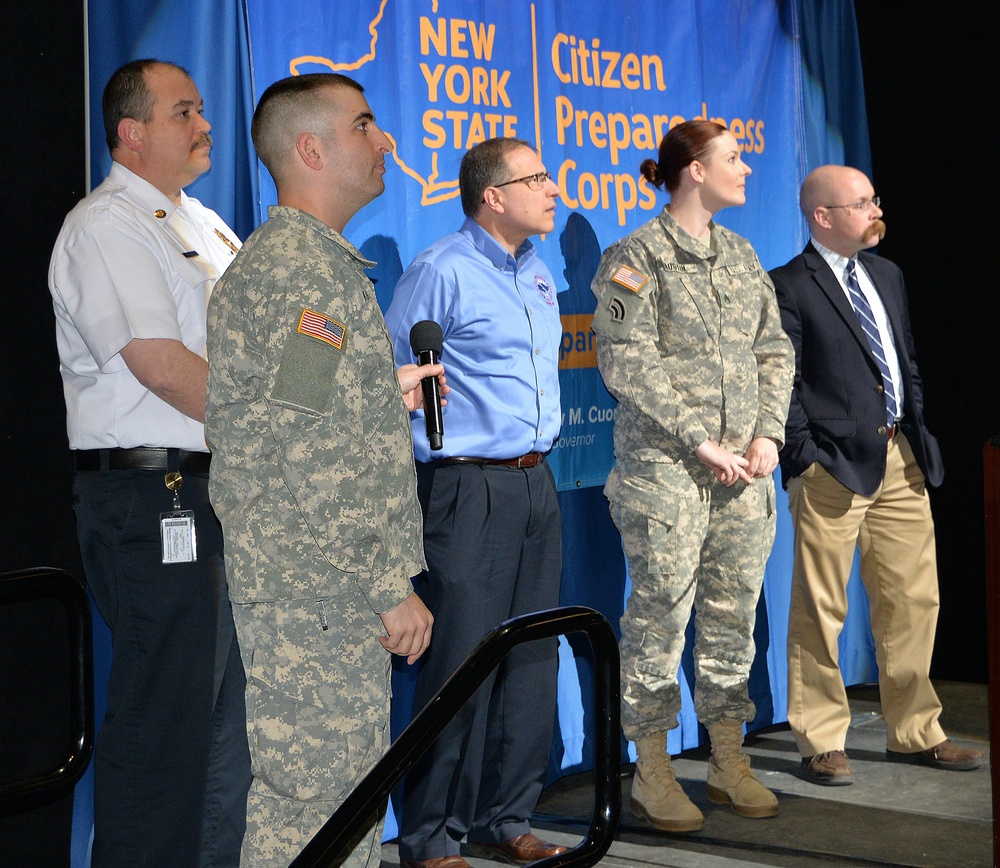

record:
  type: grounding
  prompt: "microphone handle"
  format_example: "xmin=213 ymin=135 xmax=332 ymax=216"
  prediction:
xmin=418 ymin=349 xmax=444 ymax=450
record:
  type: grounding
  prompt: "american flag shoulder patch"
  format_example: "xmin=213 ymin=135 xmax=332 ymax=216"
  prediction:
xmin=611 ymin=265 xmax=648 ymax=293
xmin=297 ymin=309 xmax=345 ymax=350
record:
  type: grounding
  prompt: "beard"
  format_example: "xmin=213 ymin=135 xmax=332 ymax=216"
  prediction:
xmin=862 ymin=219 xmax=886 ymax=245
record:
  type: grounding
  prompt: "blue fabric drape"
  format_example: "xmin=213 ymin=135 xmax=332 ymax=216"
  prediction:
xmin=86 ymin=0 xmax=258 ymax=239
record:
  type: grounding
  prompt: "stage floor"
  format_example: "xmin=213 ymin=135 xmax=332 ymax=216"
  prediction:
xmin=380 ymin=680 xmax=992 ymax=867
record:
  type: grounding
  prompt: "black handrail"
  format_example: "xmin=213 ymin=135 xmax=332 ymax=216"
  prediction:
xmin=0 ymin=567 xmax=94 ymax=812
xmin=291 ymin=605 xmax=621 ymax=868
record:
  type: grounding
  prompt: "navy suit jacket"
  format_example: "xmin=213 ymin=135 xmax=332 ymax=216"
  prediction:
xmin=769 ymin=243 xmax=943 ymax=496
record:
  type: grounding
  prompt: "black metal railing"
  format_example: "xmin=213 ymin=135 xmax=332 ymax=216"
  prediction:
xmin=291 ymin=605 xmax=621 ymax=868
xmin=0 ymin=567 xmax=94 ymax=812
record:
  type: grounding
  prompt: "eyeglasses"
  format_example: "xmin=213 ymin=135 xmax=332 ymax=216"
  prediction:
xmin=492 ymin=171 xmax=552 ymax=191
xmin=824 ymin=196 xmax=881 ymax=214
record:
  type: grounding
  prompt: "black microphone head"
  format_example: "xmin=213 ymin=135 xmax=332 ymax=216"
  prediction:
xmin=409 ymin=320 xmax=443 ymax=356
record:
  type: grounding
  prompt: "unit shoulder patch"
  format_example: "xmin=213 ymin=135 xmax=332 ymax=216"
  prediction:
xmin=593 ymin=280 xmax=645 ymax=340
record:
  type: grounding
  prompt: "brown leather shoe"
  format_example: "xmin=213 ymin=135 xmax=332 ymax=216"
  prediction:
xmin=800 ymin=750 xmax=853 ymax=786
xmin=886 ymin=739 xmax=984 ymax=771
xmin=400 ymin=856 xmax=472 ymax=868
xmin=465 ymin=833 xmax=567 ymax=864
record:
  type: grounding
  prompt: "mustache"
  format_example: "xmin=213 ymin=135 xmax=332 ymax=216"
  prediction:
xmin=862 ymin=219 xmax=886 ymax=243
xmin=193 ymin=132 xmax=213 ymax=150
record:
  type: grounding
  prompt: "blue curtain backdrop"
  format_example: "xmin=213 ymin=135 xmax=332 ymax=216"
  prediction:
xmin=76 ymin=0 xmax=874 ymax=861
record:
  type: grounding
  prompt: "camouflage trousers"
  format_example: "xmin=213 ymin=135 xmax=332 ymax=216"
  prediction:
xmin=607 ymin=461 xmax=775 ymax=741
xmin=232 ymin=597 xmax=391 ymax=868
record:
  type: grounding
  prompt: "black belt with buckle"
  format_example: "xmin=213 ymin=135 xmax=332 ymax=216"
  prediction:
xmin=437 ymin=452 xmax=543 ymax=469
xmin=73 ymin=447 xmax=212 ymax=473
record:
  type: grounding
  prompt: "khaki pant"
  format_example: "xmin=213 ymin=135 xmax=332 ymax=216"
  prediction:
xmin=786 ymin=432 xmax=945 ymax=756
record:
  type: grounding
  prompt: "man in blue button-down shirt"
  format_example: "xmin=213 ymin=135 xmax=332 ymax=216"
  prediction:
xmin=385 ymin=137 xmax=566 ymax=868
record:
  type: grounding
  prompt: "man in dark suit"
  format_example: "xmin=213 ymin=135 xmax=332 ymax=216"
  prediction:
xmin=770 ymin=165 xmax=983 ymax=786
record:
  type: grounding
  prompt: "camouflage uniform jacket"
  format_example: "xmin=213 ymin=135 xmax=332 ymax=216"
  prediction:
xmin=206 ymin=206 xmax=425 ymax=610
xmin=591 ymin=207 xmax=793 ymax=476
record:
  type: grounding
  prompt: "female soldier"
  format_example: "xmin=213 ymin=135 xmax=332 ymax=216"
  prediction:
xmin=591 ymin=120 xmax=793 ymax=831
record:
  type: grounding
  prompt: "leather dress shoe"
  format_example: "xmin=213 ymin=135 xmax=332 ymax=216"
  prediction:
xmin=400 ymin=856 xmax=472 ymax=868
xmin=886 ymin=739 xmax=984 ymax=771
xmin=465 ymin=833 xmax=568 ymax=864
xmin=800 ymin=750 xmax=853 ymax=786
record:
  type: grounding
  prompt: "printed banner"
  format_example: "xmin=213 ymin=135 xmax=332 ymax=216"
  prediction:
xmin=244 ymin=0 xmax=807 ymax=490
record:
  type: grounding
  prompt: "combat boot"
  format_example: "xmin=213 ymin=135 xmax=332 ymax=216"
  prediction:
xmin=631 ymin=732 xmax=704 ymax=832
xmin=706 ymin=719 xmax=779 ymax=818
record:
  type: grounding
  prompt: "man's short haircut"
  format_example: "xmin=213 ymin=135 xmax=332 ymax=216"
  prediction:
xmin=459 ymin=137 xmax=534 ymax=217
xmin=251 ymin=73 xmax=364 ymax=183
xmin=103 ymin=59 xmax=190 ymax=154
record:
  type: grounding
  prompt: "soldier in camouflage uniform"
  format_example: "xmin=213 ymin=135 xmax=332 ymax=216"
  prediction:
xmin=205 ymin=74 xmax=438 ymax=868
xmin=591 ymin=121 xmax=793 ymax=832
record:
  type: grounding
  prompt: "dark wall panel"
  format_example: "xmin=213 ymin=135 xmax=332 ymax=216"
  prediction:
xmin=1 ymin=0 xmax=86 ymax=862
xmin=855 ymin=3 xmax=997 ymax=682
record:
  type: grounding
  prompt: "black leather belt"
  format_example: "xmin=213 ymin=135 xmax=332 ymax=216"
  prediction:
xmin=437 ymin=452 xmax=542 ymax=469
xmin=73 ymin=447 xmax=211 ymax=473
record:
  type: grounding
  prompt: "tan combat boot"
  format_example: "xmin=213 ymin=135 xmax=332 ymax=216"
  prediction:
xmin=631 ymin=732 xmax=704 ymax=832
xmin=706 ymin=719 xmax=779 ymax=818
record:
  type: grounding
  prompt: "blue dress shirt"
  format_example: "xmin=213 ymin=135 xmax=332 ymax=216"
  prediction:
xmin=385 ymin=217 xmax=563 ymax=464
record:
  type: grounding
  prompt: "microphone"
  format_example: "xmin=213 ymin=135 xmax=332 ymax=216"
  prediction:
xmin=408 ymin=320 xmax=444 ymax=451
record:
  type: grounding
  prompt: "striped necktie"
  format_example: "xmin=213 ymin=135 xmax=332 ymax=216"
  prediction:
xmin=845 ymin=259 xmax=898 ymax=427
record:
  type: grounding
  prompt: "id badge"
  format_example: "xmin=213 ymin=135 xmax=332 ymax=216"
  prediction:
xmin=161 ymin=510 xmax=197 ymax=563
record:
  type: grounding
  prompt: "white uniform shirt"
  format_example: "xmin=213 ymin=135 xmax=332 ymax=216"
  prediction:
xmin=49 ymin=162 xmax=240 ymax=450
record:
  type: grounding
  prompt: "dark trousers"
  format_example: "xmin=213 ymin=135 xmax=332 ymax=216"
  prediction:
xmin=398 ymin=459 xmax=562 ymax=861
xmin=74 ymin=469 xmax=251 ymax=867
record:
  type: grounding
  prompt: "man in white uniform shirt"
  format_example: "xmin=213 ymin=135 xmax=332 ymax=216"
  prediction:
xmin=48 ymin=59 xmax=250 ymax=866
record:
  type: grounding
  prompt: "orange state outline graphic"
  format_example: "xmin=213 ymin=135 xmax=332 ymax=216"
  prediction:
xmin=288 ymin=0 xmax=459 ymax=206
